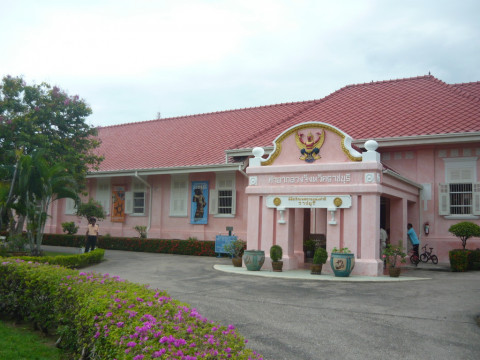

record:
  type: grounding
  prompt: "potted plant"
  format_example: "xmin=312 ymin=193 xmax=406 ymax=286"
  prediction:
xmin=224 ymin=239 xmax=246 ymax=267
xmin=243 ymin=249 xmax=265 ymax=271
xmin=311 ymin=247 xmax=328 ymax=275
xmin=270 ymin=244 xmax=283 ymax=272
xmin=382 ymin=242 xmax=406 ymax=277
xmin=134 ymin=225 xmax=148 ymax=239
xmin=330 ymin=247 xmax=355 ymax=277
xmin=304 ymin=239 xmax=316 ymax=259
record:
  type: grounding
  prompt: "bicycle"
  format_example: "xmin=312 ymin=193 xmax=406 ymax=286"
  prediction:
xmin=420 ymin=244 xmax=438 ymax=264
xmin=409 ymin=250 xmax=420 ymax=266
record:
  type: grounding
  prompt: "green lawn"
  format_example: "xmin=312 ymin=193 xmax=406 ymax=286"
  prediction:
xmin=0 ymin=320 xmax=63 ymax=360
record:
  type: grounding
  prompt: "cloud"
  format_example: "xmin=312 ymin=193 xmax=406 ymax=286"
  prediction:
xmin=1 ymin=0 xmax=479 ymax=126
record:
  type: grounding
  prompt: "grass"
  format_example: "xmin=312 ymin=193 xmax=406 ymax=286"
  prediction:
xmin=0 ymin=320 xmax=63 ymax=360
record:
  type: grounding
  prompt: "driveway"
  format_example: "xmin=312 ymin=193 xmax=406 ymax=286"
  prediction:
xmin=70 ymin=248 xmax=480 ymax=360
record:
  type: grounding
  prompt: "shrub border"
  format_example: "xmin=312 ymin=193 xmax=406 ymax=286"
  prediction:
xmin=0 ymin=259 xmax=263 ymax=359
xmin=42 ymin=234 xmax=216 ymax=257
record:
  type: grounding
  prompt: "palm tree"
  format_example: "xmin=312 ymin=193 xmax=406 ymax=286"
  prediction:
xmin=16 ymin=150 xmax=78 ymax=255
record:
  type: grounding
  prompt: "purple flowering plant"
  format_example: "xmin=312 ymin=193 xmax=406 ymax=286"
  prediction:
xmin=0 ymin=259 xmax=263 ymax=360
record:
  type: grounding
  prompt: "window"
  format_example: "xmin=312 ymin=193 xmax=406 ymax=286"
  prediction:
xmin=210 ymin=173 xmax=236 ymax=216
xmin=96 ymin=179 xmax=110 ymax=215
xmin=65 ymin=197 xmax=76 ymax=215
xmin=439 ymin=158 xmax=479 ymax=217
xmin=125 ymin=180 xmax=146 ymax=215
xmin=133 ymin=192 xmax=145 ymax=214
xmin=170 ymin=175 xmax=188 ymax=216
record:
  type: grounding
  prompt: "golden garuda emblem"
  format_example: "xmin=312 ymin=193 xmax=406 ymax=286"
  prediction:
xmin=295 ymin=130 xmax=325 ymax=163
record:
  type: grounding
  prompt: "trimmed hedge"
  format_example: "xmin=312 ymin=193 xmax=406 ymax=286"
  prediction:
xmin=12 ymin=248 xmax=105 ymax=269
xmin=448 ymin=249 xmax=480 ymax=272
xmin=42 ymin=234 xmax=216 ymax=257
xmin=0 ymin=259 xmax=263 ymax=360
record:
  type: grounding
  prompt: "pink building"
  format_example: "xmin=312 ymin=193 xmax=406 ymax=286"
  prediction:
xmin=47 ymin=75 xmax=480 ymax=276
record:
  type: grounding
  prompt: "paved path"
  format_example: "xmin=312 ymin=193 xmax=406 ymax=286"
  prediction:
xmin=47 ymin=246 xmax=480 ymax=360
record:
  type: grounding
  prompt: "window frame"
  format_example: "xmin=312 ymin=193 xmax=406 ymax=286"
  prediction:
xmin=169 ymin=175 xmax=188 ymax=217
xmin=210 ymin=173 xmax=236 ymax=217
xmin=439 ymin=157 xmax=479 ymax=219
xmin=96 ymin=178 xmax=111 ymax=216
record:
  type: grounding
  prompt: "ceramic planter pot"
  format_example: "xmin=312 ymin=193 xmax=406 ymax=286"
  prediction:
xmin=330 ymin=253 xmax=355 ymax=277
xmin=310 ymin=263 xmax=323 ymax=275
xmin=243 ymin=250 xmax=265 ymax=271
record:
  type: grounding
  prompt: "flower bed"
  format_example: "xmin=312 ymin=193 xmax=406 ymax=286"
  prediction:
xmin=0 ymin=259 xmax=263 ymax=359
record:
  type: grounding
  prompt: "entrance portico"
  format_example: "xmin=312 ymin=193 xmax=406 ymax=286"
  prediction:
xmin=246 ymin=122 xmax=421 ymax=276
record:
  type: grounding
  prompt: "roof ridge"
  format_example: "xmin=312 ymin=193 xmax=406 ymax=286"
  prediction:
xmin=450 ymin=80 xmax=480 ymax=86
xmin=229 ymin=75 xmax=439 ymax=149
xmin=447 ymin=82 xmax=480 ymax=102
xmin=97 ymin=99 xmax=317 ymax=130
xmin=336 ymin=74 xmax=433 ymax=91
xmin=230 ymin=100 xmax=321 ymax=149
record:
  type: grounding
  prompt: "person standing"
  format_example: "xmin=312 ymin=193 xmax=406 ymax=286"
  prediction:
xmin=85 ymin=217 xmax=99 ymax=253
xmin=407 ymin=223 xmax=420 ymax=258
xmin=380 ymin=227 xmax=388 ymax=268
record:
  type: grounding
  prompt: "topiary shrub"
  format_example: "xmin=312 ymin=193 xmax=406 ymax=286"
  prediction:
xmin=313 ymin=247 xmax=328 ymax=264
xmin=448 ymin=221 xmax=480 ymax=250
xmin=270 ymin=244 xmax=283 ymax=262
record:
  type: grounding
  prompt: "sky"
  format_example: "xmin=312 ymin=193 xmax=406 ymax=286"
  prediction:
xmin=1 ymin=0 xmax=479 ymax=128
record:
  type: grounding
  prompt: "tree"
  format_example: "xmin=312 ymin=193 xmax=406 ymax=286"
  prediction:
xmin=448 ymin=222 xmax=480 ymax=250
xmin=15 ymin=151 xmax=78 ymax=255
xmin=76 ymin=198 xmax=106 ymax=222
xmin=0 ymin=75 xmax=103 ymax=233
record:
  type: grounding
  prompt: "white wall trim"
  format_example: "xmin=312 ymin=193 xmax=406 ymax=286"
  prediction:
xmin=353 ymin=132 xmax=480 ymax=148
xmin=88 ymin=164 xmax=241 ymax=178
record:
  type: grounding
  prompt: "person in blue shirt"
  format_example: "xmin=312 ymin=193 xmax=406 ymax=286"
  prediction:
xmin=407 ymin=223 xmax=420 ymax=258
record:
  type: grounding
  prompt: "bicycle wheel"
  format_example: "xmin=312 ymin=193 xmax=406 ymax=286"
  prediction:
xmin=431 ymin=255 xmax=438 ymax=264
xmin=420 ymin=253 xmax=428 ymax=263
xmin=410 ymin=254 xmax=419 ymax=265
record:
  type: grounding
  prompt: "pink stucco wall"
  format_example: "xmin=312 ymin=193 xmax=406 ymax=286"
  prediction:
xmin=381 ymin=145 xmax=480 ymax=262
xmin=47 ymin=172 xmax=249 ymax=242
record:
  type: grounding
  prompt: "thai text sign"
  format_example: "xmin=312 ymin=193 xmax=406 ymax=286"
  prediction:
xmin=268 ymin=173 xmax=351 ymax=185
xmin=266 ymin=195 xmax=352 ymax=209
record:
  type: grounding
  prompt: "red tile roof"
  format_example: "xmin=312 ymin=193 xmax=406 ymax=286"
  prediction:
xmin=235 ymin=75 xmax=480 ymax=148
xmin=451 ymin=81 xmax=480 ymax=100
xmin=95 ymin=101 xmax=316 ymax=171
xmin=94 ymin=75 xmax=480 ymax=172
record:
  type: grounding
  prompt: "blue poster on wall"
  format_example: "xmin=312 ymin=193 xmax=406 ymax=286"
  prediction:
xmin=191 ymin=181 xmax=209 ymax=224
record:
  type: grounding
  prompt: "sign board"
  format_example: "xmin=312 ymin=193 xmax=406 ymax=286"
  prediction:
xmin=266 ymin=195 xmax=352 ymax=209
xmin=215 ymin=235 xmax=237 ymax=255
